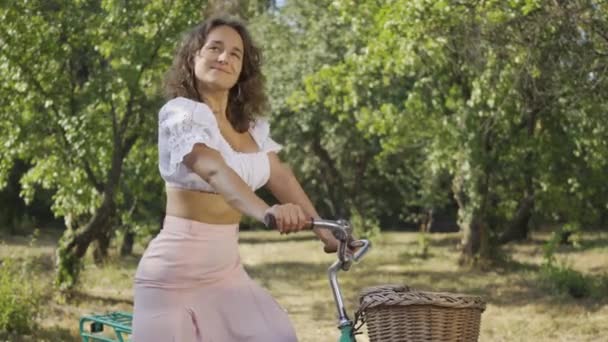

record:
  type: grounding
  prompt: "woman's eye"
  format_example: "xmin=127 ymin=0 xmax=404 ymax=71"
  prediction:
xmin=208 ymin=46 xmax=219 ymax=51
xmin=231 ymin=52 xmax=241 ymax=59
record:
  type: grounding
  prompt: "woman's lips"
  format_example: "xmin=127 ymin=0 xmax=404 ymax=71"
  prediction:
xmin=210 ymin=66 xmax=231 ymax=74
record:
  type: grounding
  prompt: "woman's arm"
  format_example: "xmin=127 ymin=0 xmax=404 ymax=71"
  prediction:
xmin=265 ymin=153 xmax=339 ymax=251
xmin=185 ymin=144 xmax=268 ymax=221
xmin=183 ymin=144 xmax=308 ymax=233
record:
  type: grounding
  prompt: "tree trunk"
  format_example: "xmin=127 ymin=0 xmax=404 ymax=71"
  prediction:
xmin=120 ymin=228 xmax=135 ymax=256
xmin=499 ymin=194 xmax=534 ymax=244
xmin=420 ymin=208 xmax=434 ymax=233
xmin=55 ymin=128 xmax=133 ymax=289
xmin=559 ymin=230 xmax=572 ymax=245
xmin=93 ymin=227 xmax=113 ymax=264
xmin=453 ymin=150 xmax=493 ymax=265
xmin=310 ymin=128 xmax=346 ymax=217
xmin=459 ymin=213 xmax=483 ymax=264
xmin=453 ymin=171 xmax=484 ymax=265
xmin=55 ymin=193 xmax=116 ymax=290
xmin=499 ymin=54 xmax=541 ymax=244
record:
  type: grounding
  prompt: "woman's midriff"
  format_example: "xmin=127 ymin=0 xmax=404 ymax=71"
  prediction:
xmin=165 ymin=186 xmax=242 ymax=224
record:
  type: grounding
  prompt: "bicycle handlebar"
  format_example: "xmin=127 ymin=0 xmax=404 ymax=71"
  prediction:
xmin=263 ymin=213 xmax=371 ymax=269
xmin=263 ymin=213 xmax=372 ymax=328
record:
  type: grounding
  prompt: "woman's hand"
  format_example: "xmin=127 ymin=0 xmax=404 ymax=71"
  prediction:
xmin=323 ymin=238 xmax=339 ymax=253
xmin=323 ymin=237 xmax=365 ymax=255
xmin=264 ymin=204 xmax=310 ymax=234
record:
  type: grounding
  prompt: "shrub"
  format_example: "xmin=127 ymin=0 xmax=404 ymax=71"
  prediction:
xmin=540 ymin=263 xmax=590 ymax=298
xmin=540 ymin=228 xmax=607 ymax=299
xmin=0 ymin=256 xmax=42 ymax=334
xmin=350 ymin=209 xmax=381 ymax=241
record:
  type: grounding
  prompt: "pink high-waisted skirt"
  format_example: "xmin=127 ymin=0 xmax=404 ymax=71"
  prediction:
xmin=133 ymin=215 xmax=298 ymax=342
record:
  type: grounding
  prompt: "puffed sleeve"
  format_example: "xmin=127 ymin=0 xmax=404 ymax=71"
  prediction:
xmin=250 ymin=117 xmax=283 ymax=153
xmin=158 ymin=97 xmax=220 ymax=177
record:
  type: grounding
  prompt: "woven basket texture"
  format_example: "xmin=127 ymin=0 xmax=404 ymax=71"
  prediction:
xmin=357 ymin=285 xmax=486 ymax=342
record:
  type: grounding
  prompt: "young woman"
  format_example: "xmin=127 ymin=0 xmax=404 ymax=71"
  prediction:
xmin=132 ymin=16 xmax=341 ymax=341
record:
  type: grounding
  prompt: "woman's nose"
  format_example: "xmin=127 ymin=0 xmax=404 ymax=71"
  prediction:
xmin=218 ymin=51 xmax=229 ymax=64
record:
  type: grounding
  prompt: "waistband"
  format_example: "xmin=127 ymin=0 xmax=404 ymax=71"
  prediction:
xmin=162 ymin=215 xmax=239 ymax=237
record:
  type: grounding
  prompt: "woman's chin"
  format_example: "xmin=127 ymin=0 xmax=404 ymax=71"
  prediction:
xmin=200 ymin=79 xmax=235 ymax=92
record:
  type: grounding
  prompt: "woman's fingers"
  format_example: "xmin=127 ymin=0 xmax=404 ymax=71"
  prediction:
xmin=287 ymin=204 xmax=298 ymax=233
xmin=279 ymin=204 xmax=293 ymax=234
xmin=270 ymin=203 xmax=309 ymax=234
xmin=273 ymin=204 xmax=289 ymax=234
xmin=296 ymin=206 xmax=309 ymax=230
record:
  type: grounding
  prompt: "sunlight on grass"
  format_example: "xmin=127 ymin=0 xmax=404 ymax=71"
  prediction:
xmin=0 ymin=229 xmax=606 ymax=341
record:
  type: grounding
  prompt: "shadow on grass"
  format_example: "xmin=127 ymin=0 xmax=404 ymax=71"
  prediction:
xmin=245 ymin=261 xmax=330 ymax=289
xmin=502 ymin=232 xmax=608 ymax=255
xmin=0 ymin=229 xmax=62 ymax=249
xmin=428 ymin=235 xmax=462 ymax=249
xmin=246 ymin=258 xmax=608 ymax=314
xmin=66 ymin=290 xmax=133 ymax=307
xmin=391 ymin=267 xmax=607 ymax=312
xmin=558 ymin=236 xmax=608 ymax=254
xmin=0 ymin=326 xmax=76 ymax=342
xmin=106 ymin=253 xmax=142 ymax=268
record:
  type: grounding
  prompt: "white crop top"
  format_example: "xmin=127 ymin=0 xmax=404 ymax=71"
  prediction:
xmin=158 ymin=97 xmax=282 ymax=192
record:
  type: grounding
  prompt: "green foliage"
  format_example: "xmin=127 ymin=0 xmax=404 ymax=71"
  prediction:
xmin=540 ymin=228 xmax=608 ymax=299
xmin=254 ymin=0 xmax=608 ymax=262
xmin=0 ymin=0 xmax=208 ymax=288
xmin=543 ymin=223 xmax=582 ymax=266
xmin=0 ymin=0 xmax=203 ymax=217
xmin=250 ymin=0 xmax=413 ymax=224
xmin=540 ymin=263 xmax=590 ymax=299
xmin=349 ymin=208 xmax=381 ymax=241
xmin=0 ymin=256 xmax=42 ymax=334
xmin=417 ymin=232 xmax=430 ymax=258
xmin=55 ymin=229 xmax=81 ymax=291
xmin=1 ymin=0 xmax=607 ymax=282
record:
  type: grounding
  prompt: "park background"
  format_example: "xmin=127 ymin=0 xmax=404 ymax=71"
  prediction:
xmin=1 ymin=0 xmax=607 ymax=341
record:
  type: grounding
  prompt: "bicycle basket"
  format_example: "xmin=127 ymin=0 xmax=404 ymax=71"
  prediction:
xmin=356 ymin=284 xmax=486 ymax=342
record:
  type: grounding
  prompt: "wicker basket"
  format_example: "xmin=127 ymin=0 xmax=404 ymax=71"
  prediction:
xmin=356 ymin=285 xmax=486 ymax=342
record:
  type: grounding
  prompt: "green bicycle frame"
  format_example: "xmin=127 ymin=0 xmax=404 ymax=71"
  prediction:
xmin=338 ymin=323 xmax=356 ymax=342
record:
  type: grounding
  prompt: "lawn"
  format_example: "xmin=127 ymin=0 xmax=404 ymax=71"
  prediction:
xmin=1 ymin=228 xmax=607 ymax=341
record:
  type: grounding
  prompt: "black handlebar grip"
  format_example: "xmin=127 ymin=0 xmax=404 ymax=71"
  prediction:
xmin=264 ymin=213 xmax=278 ymax=230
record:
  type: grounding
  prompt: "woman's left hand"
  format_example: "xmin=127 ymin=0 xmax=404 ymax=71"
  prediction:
xmin=323 ymin=237 xmax=364 ymax=255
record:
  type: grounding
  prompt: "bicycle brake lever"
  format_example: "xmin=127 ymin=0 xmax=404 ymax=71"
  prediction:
xmin=352 ymin=239 xmax=371 ymax=262
xmin=338 ymin=242 xmax=352 ymax=271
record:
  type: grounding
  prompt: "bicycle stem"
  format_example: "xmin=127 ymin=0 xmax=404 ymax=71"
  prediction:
xmin=328 ymin=259 xmax=351 ymax=326
xmin=263 ymin=214 xmax=371 ymax=333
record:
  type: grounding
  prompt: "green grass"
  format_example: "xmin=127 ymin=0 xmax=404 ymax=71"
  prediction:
xmin=1 ymin=229 xmax=607 ymax=341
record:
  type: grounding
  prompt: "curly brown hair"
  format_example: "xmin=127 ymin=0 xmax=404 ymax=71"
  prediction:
xmin=164 ymin=16 xmax=268 ymax=133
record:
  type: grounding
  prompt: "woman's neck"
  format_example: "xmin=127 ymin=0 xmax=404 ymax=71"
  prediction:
xmin=200 ymin=89 xmax=229 ymax=121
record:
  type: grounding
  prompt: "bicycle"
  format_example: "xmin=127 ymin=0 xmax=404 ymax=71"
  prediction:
xmin=79 ymin=217 xmax=371 ymax=342
xmin=306 ymin=218 xmax=371 ymax=342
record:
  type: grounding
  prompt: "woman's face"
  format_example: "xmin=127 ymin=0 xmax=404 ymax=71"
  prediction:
xmin=194 ymin=25 xmax=244 ymax=92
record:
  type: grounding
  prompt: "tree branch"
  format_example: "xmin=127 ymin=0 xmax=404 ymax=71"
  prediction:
xmin=0 ymin=31 xmax=104 ymax=192
xmin=119 ymin=13 xmax=170 ymax=137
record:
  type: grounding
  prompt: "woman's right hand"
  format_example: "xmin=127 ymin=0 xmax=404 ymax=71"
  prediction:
xmin=264 ymin=204 xmax=310 ymax=234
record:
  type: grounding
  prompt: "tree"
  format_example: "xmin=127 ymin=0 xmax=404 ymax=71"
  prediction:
xmin=0 ymin=0 xmax=206 ymax=289
xmin=249 ymin=0 xmax=414 ymax=235
xmin=205 ymin=0 xmax=278 ymax=18
xmin=257 ymin=0 xmax=608 ymax=263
